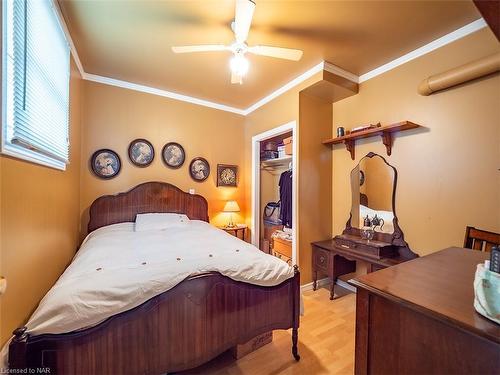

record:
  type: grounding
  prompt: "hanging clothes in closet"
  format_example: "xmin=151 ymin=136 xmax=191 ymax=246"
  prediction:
xmin=279 ymin=168 xmax=292 ymax=228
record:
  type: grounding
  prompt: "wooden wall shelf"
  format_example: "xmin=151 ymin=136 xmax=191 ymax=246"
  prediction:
xmin=322 ymin=121 xmax=422 ymax=159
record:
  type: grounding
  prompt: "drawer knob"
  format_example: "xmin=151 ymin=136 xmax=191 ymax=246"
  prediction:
xmin=320 ymin=256 xmax=325 ymax=263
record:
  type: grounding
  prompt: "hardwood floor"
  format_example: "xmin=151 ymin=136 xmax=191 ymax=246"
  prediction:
xmin=181 ymin=286 xmax=356 ymax=375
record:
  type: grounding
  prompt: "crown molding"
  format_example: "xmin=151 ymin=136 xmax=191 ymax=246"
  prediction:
xmin=323 ymin=62 xmax=359 ymax=83
xmin=359 ymin=18 xmax=487 ymax=83
xmin=241 ymin=61 xmax=326 ymax=115
xmin=55 ymin=0 xmax=486 ymax=117
xmin=83 ymin=73 xmax=246 ymax=115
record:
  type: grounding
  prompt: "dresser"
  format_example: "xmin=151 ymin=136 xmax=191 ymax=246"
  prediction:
xmin=312 ymin=235 xmax=408 ymax=299
xmin=349 ymin=248 xmax=500 ymax=375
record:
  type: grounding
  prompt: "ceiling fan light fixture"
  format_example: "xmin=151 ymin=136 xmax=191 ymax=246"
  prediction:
xmin=230 ymin=54 xmax=249 ymax=76
xmin=171 ymin=0 xmax=303 ymax=84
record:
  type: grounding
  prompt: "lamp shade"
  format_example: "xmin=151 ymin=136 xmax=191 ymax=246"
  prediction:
xmin=223 ymin=200 xmax=240 ymax=212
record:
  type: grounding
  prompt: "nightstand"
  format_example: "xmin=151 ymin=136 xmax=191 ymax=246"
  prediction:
xmin=218 ymin=224 xmax=248 ymax=240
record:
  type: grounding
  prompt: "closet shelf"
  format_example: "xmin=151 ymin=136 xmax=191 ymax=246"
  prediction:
xmin=260 ymin=155 xmax=292 ymax=170
xmin=322 ymin=121 xmax=422 ymax=160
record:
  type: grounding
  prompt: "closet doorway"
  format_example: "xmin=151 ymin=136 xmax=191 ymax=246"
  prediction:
xmin=251 ymin=121 xmax=297 ymax=266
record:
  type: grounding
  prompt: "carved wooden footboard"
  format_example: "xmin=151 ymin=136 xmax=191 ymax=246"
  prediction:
xmin=10 ymin=269 xmax=300 ymax=374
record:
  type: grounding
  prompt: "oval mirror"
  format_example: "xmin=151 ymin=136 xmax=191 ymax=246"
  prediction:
xmin=350 ymin=153 xmax=395 ymax=234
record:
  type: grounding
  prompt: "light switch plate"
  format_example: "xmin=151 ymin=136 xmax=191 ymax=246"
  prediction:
xmin=0 ymin=277 xmax=6 ymax=295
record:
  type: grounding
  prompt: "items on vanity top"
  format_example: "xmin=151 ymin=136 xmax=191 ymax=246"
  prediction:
xmin=361 ymin=214 xmax=385 ymax=240
xmin=312 ymin=153 xmax=418 ymax=300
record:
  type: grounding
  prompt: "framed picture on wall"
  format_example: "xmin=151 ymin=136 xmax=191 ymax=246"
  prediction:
xmin=217 ymin=164 xmax=238 ymax=187
xmin=128 ymin=139 xmax=154 ymax=167
xmin=90 ymin=149 xmax=121 ymax=179
xmin=162 ymin=142 xmax=185 ymax=169
xmin=189 ymin=157 xmax=210 ymax=182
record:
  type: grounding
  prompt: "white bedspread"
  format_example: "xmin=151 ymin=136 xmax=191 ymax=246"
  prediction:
xmin=24 ymin=221 xmax=295 ymax=336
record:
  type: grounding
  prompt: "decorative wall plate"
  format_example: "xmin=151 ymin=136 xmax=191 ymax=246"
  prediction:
xmin=162 ymin=142 xmax=185 ymax=169
xmin=217 ymin=164 xmax=238 ymax=187
xmin=128 ymin=139 xmax=154 ymax=167
xmin=90 ymin=149 xmax=121 ymax=179
xmin=189 ymin=157 xmax=210 ymax=182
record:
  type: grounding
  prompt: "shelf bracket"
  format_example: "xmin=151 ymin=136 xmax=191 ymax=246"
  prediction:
xmin=344 ymin=139 xmax=355 ymax=160
xmin=381 ymin=132 xmax=393 ymax=156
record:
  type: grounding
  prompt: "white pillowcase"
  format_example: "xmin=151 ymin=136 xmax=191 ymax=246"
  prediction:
xmin=135 ymin=213 xmax=190 ymax=232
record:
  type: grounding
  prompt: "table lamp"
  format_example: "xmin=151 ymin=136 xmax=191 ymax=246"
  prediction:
xmin=223 ymin=200 xmax=240 ymax=228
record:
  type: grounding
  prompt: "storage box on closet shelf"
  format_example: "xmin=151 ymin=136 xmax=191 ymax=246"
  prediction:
xmin=277 ymin=145 xmax=286 ymax=159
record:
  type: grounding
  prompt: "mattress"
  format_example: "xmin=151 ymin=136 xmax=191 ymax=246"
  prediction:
xmin=22 ymin=220 xmax=295 ymax=336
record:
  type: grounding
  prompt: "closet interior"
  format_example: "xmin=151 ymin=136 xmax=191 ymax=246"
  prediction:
xmin=259 ymin=131 xmax=294 ymax=264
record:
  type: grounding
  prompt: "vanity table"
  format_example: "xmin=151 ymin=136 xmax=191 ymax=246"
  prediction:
xmin=312 ymin=152 xmax=418 ymax=299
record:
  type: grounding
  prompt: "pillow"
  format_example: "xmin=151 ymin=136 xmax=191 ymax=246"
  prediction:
xmin=135 ymin=213 xmax=190 ymax=232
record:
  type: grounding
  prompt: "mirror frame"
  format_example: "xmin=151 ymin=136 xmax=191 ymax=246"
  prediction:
xmin=343 ymin=152 xmax=417 ymax=259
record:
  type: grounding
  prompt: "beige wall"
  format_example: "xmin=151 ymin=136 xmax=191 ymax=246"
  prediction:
xmin=332 ymin=28 xmax=500 ymax=256
xmin=0 ymin=60 xmax=82 ymax=345
xmin=298 ymin=92 xmax=333 ymax=283
xmin=79 ymin=81 xmax=246 ymax=236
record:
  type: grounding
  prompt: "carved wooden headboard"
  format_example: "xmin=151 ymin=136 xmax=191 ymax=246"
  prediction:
xmin=88 ymin=182 xmax=209 ymax=232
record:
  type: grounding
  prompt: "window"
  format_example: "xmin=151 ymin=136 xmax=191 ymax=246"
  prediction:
xmin=2 ymin=0 xmax=70 ymax=170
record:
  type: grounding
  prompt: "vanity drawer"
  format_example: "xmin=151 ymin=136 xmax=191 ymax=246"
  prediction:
xmin=335 ymin=237 xmax=359 ymax=251
xmin=334 ymin=237 xmax=396 ymax=259
xmin=313 ymin=248 xmax=330 ymax=271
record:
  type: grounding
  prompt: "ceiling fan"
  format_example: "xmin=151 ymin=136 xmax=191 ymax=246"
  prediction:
xmin=171 ymin=0 xmax=303 ymax=84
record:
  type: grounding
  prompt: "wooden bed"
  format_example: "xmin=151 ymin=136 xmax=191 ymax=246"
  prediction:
xmin=9 ymin=182 xmax=301 ymax=374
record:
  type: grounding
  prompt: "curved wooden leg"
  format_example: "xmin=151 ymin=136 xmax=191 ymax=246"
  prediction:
xmin=330 ymin=279 xmax=335 ymax=300
xmin=312 ymin=271 xmax=318 ymax=291
xmin=292 ymin=327 xmax=300 ymax=361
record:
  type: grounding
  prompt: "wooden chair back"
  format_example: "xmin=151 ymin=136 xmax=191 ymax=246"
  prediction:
xmin=463 ymin=226 xmax=500 ymax=252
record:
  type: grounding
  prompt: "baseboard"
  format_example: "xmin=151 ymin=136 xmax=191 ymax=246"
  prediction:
xmin=300 ymin=277 xmax=329 ymax=292
xmin=300 ymin=277 xmax=357 ymax=293
xmin=336 ymin=278 xmax=357 ymax=293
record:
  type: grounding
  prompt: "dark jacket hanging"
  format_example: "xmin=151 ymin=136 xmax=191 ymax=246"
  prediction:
xmin=279 ymin=170 xmax=292 ymax=228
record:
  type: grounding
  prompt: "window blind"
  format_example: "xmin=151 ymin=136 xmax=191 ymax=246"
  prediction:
xmin=4 ymin=0 xmax=70 ymax=165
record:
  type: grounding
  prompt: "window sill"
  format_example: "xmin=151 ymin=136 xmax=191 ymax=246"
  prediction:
xmin=1 ymin=142 xmax=67 ymax=170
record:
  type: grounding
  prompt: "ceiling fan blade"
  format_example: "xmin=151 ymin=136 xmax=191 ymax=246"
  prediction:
xmin=248 ymin=45 xmax=303 ymax=61
xmin=231 ymin=71 xmax=243 ymax=85
xmin=234 ymin=0 xmax=255 ymax=43
xmin=171 ymin=45 xmax=227 ymax=53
